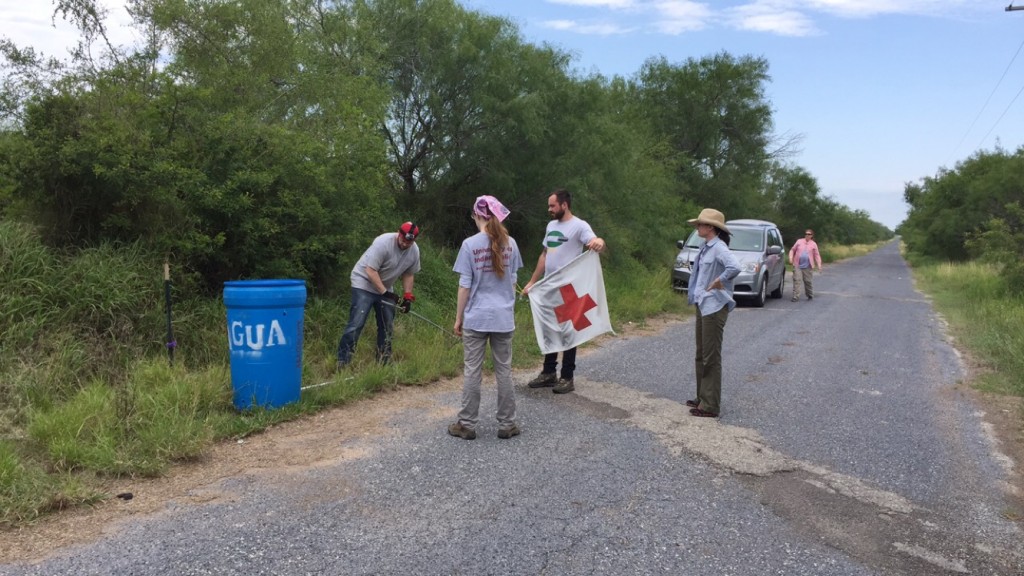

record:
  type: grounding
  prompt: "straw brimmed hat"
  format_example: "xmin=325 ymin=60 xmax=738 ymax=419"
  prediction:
xmin=687 ymin=208 xmax=729 ymax=234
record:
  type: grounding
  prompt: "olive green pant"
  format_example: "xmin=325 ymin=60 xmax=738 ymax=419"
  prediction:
xmin=694 ymin=305 xmax=729 ymax=414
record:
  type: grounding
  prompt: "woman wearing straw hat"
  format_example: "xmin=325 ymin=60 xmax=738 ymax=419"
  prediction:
xmin=685 ymin=208 xmax=740 ymax=418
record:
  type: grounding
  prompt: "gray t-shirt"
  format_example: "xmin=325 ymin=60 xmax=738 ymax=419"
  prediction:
xmin=453 ymin=232 xmax=523 ymax=333
xmin=541 ymin=216 xmax=596 ymax=276
xmin=350 ymin=233 xmax=421 ymax=293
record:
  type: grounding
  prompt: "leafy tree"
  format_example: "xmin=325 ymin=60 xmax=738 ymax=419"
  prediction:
xmin=3 ymin=0 xmax=394 ymax=293
xmin=634 ymin=52 xmax=774 ymax=218
xmin=902 ymin=147 xmax=1024 ymax=261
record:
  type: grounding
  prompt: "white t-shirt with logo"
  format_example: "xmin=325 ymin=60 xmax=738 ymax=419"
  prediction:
xmin=542 ymin=216 xmax=596 ymax=276
xmin=453 ymin=232 xmax=524 ymax=332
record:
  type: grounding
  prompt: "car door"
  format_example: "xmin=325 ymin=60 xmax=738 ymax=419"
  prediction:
xmin=766 ymin=228 xmax=784 ymax=288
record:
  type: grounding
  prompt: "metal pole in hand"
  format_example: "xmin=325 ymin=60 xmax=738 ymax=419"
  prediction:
xmin=382 ymin=300 xmax=461 ymax=340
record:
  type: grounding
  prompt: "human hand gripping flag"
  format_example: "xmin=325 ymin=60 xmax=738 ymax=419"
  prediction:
xmin=527 ymin=250 xmax=614 ymax=354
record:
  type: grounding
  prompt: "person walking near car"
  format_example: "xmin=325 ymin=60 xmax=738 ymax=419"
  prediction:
xmin=448 ymin=196 xmax=524 ymax=441
xmin=336 ymin=222 xmax=421 ymax=370
xmin=686 ymin=208 xmax=740 ymax=418
xmin=788 ymin=228 xmax=822 ymax=301
xmin=522 ymin=188 xmax=606 ymax=394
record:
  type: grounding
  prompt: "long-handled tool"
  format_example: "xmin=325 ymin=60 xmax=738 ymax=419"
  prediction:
xmin=383 ymin=299 xmax=461 ymax=340
xmin=302 ymin=300 xmax=459 ymax=392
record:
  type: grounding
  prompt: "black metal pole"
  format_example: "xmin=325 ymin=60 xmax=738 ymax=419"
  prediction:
xmin=164 ymin=261 xmax=176 ymax=365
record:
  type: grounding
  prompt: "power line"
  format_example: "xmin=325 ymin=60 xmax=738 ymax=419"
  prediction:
xmin=976 ymin=79 xmax=1024 ymax=150
xmin=948 ymin=36 xmax=1024 ymax=162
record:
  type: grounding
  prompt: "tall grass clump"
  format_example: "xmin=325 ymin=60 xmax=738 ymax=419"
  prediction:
xmin=0 ymin=440 xmax=101 ymax=527
xmin=28 ymin=359 xmax=230 ymax=477
xmin=912 ymin=260 xmax=1024 ymax=396
xmin=1 ymin=221 xmax=167 ymax=423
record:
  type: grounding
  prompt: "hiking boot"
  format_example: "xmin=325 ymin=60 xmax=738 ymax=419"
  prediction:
xmin=552 ymin=378 xmax=575 ymax=394
xmin=497 ymin=425 xmax=521 ymax=439
xmin=527 ymin=372 xmax=557 ymax=388
xmin=447 ymin=422 xmax=476 ymax=440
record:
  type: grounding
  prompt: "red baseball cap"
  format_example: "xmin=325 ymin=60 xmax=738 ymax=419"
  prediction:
xmin=399 ymin=222 xmax=420 ymax=241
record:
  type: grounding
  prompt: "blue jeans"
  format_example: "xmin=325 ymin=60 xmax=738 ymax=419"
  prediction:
xmin=337 ymin=287 xmax=396 ymax=365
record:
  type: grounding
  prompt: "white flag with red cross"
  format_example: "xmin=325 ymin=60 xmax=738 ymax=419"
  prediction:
xmin=527 ymin=250 xmax=614 ymax=354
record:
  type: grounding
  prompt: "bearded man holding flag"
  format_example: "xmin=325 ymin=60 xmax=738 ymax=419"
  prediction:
xmin=522 ymin=188 xmax=607 ymax=394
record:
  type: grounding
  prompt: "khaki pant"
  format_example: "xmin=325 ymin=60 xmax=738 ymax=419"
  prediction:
xmin=694 ymin=306 xmax=729 ymax=414
xmin=457 ymin=329 xmax=516 ymax=431
xmin=792 ymin=267 xmax=814 ymax=299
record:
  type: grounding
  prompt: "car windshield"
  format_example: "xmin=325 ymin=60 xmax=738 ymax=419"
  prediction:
xmin=684 ymin=230 xmax=703 ymax=248
xmin=728 ymin=229 xmax=764 ymax=252
xmin=683 ymin=228 xmax=763 ymax=252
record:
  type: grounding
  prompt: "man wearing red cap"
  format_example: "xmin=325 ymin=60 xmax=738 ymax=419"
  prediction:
xmin=336 ymin=222 xmax=421 ymax=369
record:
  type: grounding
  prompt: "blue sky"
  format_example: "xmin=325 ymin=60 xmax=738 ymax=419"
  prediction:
xmin=460 ymin=0 xmax=1024 ymax=229
xmin=4 ymin=1 xmax=1023 ymax=229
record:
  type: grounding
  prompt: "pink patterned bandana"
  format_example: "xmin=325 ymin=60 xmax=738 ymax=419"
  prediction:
xmin=473 ymin=195 xmax=510 ymax=222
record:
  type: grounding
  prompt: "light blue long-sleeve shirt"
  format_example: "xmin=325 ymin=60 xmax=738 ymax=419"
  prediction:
xmin=687 ymin=236 xmax=740 ymax=316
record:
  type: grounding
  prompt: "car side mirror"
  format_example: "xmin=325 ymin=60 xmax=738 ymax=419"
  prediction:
xmin=768 ymin=245 xmax=782 ymax=255
xmin=677 ymin=240 xmax=685 ymax=249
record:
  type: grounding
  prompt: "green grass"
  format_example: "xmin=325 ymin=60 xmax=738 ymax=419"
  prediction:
xmin=909 ymin=260 xmax=1024 ymax=396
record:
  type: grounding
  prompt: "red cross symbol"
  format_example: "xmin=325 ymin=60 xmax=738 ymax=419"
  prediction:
xmin=554 ymin=284 xmax=598 ymax=331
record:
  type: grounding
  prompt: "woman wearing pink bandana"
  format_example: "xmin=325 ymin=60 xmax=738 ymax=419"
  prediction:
xmin=447 ymin=195 xmax=524 ymax=440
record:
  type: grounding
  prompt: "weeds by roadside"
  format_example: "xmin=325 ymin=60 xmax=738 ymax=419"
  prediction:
xmin=909 ymin=259 xmax=1024 ymax=397
xmin=0 ymin=220 xmax=686 ymax=527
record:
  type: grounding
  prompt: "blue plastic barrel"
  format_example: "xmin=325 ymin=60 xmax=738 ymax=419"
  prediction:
xmin=223 ymin=279 xmax=307 ymax=410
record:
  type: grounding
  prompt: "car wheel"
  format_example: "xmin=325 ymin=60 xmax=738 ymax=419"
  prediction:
xmin=770 ymin=269 xmax=784 ymax=299
xmin=753 ymin=275 xmax=767 ymax=308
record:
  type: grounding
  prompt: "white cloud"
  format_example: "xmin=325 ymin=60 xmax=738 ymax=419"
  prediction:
xmin=651 ymin=0 xmax=714 ymax=34
xmin=546 ymin=0 xmax=640 ymax=8
xmin=801 ymin=0 xmax=947 ymax=18
xmin=537 ymin=0 xmax=982 ymax=39
xmin=541 ymin=19 xmax=636 ymax=35
xmin=0 ymin=1 xmax=138 ymax=59
xmin=727 ymin=3 xmax=820 ymax=36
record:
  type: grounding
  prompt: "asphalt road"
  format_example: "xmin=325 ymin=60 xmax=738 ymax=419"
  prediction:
xmin=4 ymin=240 xmax=1022 ymax=575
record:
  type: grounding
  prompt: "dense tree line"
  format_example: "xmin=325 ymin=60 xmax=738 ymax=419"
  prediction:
xmin=0 ymin=0 xmax=890 ymax=296
xmin=900 ymin=146 xmax=1024 ymax=292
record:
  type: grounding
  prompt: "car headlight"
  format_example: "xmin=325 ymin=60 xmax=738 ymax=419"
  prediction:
xmin=742 ymin=262 xmax=760 ymax=274
xmin=675 ymin=257 xmax=687 ymax=269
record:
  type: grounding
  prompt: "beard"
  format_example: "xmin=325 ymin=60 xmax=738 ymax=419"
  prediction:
xmin=549 ymin=208 xmax=565 ymax=220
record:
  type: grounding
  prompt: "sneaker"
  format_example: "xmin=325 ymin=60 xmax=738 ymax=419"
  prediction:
xmin=790 ymin=297 xmax=799 ymax=302
xmin=447 ymin=422 xmax=476 ymax=440
xmin=807 ymin=295 xmax=813 ymax=300
xmin=552 ymin=378 xmax=575 ymax=394
xmin=527 ymin=372 xmax=557 ymax=388
xmin=497 ymin=425 xmax=521 ymax=439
